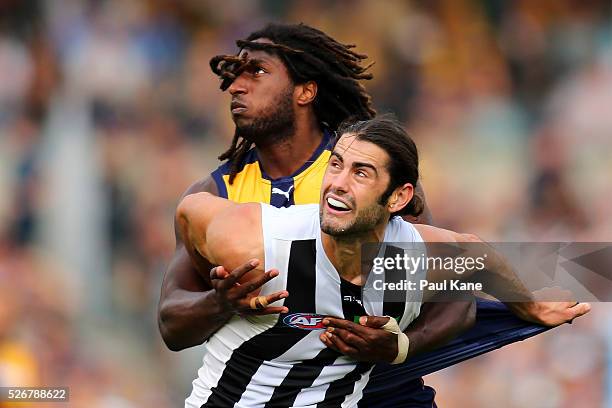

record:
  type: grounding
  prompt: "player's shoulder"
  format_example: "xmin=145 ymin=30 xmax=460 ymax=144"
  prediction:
xmin=212 ymin=149 xmax=259 ymax=177
xmin=172 ymin=179 xmax=220 ymax=238
xmin=181 ymin=176 xmax=219 ymax=199
xmin=261 ymin=203 xmax=319 ymax=222
xmin=210 ymin=149 xmax=260 ymax=198
xmin=261 ymin=203 xmax=319 ymax=241
xmin=388 ymin=217 xmax=425 ymax=243
xmin=411 ymin=223 xmax=479 ymax=243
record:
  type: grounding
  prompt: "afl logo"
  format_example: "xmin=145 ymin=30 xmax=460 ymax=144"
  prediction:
xmin=283 ymin=313 xmax=326 ymax=330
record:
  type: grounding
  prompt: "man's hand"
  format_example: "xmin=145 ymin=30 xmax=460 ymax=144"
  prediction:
xmin=527 ymin=301 xmax=590 ymax=326
xmin=509 ymin=287 xmax=591 ymax=326
xmin=211 ymin=259 xmax=289 ymax=316
xmin=319 ymin=316 xmax=399 ymax=363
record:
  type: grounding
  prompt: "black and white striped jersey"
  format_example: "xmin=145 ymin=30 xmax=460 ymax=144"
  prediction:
xmin=186 ymin=204 xmax=426 ymax=408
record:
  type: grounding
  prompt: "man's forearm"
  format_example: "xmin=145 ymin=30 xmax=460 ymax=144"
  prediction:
xmin=471 ymin=243 xmax=535 ymax=310
xmin=158 ymin=246 xmax=233 ymax=351
xmin=454 ymin=238 xmax=588 ymax=326
xmin=403 ymin=298 xmax=476 ymax=359
xmin=159 ymin=287 xmax=233 ymax=351
xmin=457 ymin=239 xmax=542 ymax=320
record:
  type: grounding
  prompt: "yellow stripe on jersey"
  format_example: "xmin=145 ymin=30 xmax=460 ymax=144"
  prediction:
xmin=211 ymin=131 xmax=332 ymax=208
xmin=222 ymin=161 xmax=271 ymax=204
xmin=292 ymin=149 xmax=330 ymax=205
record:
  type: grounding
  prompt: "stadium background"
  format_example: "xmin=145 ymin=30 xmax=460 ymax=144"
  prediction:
xmin=0 ymin=0 xmax=611 ymax=406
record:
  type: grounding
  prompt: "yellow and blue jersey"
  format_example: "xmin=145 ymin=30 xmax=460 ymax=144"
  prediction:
xmin=211 ymin=130 xmax=332 ymax=208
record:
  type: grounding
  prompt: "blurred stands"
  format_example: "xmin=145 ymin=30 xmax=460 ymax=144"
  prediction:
xmin=0 ymin=0 xmax=610 ymax=406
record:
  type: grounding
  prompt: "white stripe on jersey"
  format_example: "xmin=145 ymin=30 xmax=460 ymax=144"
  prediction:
xmin=290 ymin=355 xmax=364 ymax=407
xmin=235 ymin=361 xmax=293 ymax=407
xmin=342 ymin=366 xmax=373 ymax=408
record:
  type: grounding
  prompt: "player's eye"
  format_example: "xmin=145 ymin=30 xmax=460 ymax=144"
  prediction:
xmin=330 ymin=160 xmax=341 ymax=169
xmin=253 ymin=67 xmax=266 ymax=75
xmin=356 ymin=170 xmax=367 ymax=178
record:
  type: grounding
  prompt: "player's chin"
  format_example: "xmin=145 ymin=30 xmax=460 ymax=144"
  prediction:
xmin=321 ymin=208 xmax=350 ymax=227
xmin=232 ymin=114 xmax=252 ymax=127
xmin=320 ymin=216 xmax=353 ymax=236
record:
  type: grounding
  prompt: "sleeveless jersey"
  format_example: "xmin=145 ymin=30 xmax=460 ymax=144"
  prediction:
xmin=185 ymin=204 xmax=426 ymax=408
xmin=210 ymin=130 xmax=333 ymax=208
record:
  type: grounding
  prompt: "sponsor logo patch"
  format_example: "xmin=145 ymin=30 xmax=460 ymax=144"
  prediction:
xmin=283 ymin=313 xmax=326 ymax=330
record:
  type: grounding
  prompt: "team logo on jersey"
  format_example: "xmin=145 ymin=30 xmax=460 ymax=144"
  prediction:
xmin=283 ymin=313 xmax=326 ymax=330
xmin=271 ymin=185 xmax=294 ymax=200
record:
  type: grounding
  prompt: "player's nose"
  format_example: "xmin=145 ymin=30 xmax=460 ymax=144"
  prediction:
xmin=228 ymin=73 xmax=248 ymax=95
xmin=329 ymin=169 xmax=350 ymax=193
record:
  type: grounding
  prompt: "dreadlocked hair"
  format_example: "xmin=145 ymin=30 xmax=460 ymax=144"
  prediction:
xmin=210 ymin=22 xmax=377 ymax=184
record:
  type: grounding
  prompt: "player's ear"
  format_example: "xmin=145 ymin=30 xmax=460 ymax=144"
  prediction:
xmin=295 ymin=81 xmax=317 ymax=106
xmin=387 ymin=183 xmax=414 ymax=214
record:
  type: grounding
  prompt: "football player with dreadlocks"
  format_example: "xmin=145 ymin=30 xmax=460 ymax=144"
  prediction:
xmin=158 ymin=23 xmax=551 ymax=407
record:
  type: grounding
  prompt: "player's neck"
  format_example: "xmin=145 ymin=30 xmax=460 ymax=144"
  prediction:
xmin=256 ymin=117 xmax=323 ymax=179
xmin=321 ymin=224 xmax=387 ymax=285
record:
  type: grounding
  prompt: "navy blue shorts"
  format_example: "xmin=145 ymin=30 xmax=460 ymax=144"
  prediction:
xmin=359 ymin=299 xmax=550 ymax=407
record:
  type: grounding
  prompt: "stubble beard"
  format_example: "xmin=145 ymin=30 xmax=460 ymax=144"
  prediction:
xmin=320 ymin=201 xmax=387 ymax=239
xmin=235 ymin=87 xmax=296 ymax=147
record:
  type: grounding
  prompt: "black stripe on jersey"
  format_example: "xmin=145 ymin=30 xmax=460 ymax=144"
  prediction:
xmin=382 ymin=245 xmax=406 ymax=319
xmin=202 ymin=240 xmax=317 ymax=408
xmin=264 ymin=348 xmax=340 ymax=407
xmin=340 ymin=278 xmax=367 ymax=323
xmin=210 ymin=167 xmax=228 ymax=199
xmin=318 ymin=361 xmax=374 ymax=407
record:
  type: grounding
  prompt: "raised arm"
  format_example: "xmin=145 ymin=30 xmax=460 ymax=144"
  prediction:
xmin=414 ymin=224 xmax=590 ymax=326
xmin=176 ymin=192 xmax=263 ymax=269
xmin=158 ymin=181 xmax=283 ymax=351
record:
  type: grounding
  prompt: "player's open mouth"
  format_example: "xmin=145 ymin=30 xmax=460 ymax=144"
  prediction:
xmin=326 ymin=196 xmax=351 ymax=212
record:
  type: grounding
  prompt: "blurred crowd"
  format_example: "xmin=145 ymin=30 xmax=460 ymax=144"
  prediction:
xmin=0 ymin=0 xmax=611 ymax=406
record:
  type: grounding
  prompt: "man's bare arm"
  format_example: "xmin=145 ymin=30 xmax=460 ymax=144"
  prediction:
xmin=177 ymin=192 xmax=264 ymax=269
xmin=159 ymin=185 xmax=286 ymax=351
xmin=414 ymin=224 xmax=591 ymax=326
xmin=158 ymin=177 xmax=233 ymax=351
